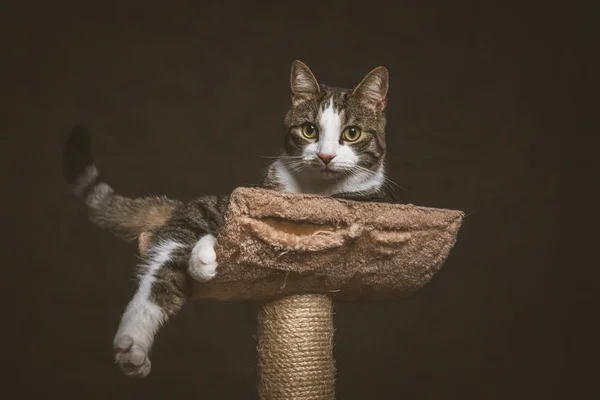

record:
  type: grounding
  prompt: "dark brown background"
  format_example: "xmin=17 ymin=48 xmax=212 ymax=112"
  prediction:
xmin=1 ymin=1 xmax=590 ymax=399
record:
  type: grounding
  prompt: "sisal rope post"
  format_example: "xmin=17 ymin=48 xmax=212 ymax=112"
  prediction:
xmin=257 ymin=294 xmax=335 ymax=400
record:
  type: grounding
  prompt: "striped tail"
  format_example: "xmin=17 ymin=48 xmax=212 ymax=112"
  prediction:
xmin=62 ymin=124 xmax=181 ymax=243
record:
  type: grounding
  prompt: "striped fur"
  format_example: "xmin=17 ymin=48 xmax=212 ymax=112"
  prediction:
xmin=62 ymin=124 xmax=182 ymax=243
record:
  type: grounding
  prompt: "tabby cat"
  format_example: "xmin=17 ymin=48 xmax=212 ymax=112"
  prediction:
xmin=63 ymin=60 xmax=395 ymax=378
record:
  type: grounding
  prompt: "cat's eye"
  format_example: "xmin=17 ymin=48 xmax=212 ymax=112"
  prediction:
xmin=342 ymin=126 xmax=362 ymax=142
xmin=302 ymin=123 xmax=318 ymax=139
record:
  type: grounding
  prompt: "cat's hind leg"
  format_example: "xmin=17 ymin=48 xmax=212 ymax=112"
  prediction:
xmin=113 ymin=240 xmax=188 ymax=378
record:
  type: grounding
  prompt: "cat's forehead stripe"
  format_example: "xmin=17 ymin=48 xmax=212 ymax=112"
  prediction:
xmin=318 ymin=96 xmax=343 ymax=155
xmin=320 ymin=91 xmax=346 ymax=114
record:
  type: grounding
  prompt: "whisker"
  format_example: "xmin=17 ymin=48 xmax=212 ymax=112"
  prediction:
xmin=348 ymin=165 xmax=408 ymax=194
xmin=384 ymin=178 xmax=408 ymax=192
xmin=355 ymin=164 xmax=408 ymax=192
xmin=346 ymin=169 xmax=376 ymax=195
xmin=281 ymin=160 xmax=307 ymax=174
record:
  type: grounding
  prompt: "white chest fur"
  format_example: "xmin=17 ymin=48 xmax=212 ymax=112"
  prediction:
xmin=273 ymin=159 xmax=385 ymax=196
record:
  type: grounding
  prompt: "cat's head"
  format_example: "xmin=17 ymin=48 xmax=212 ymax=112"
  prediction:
xmin=282 ymin=60 xmax=388 ymax=181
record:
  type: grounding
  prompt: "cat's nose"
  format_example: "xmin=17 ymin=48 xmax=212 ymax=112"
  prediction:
xmin=317 ymin=153 xmax=336 ymax=165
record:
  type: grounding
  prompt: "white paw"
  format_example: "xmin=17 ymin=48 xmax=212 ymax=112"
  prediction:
xmin=189 ymin=234 xmax=218 ymax=282
xmin=113 ymin=335 xmax=151 ymax=378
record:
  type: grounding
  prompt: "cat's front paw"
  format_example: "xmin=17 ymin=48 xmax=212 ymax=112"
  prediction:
xmin=189 ymin=234 xmax=218 ymax=282
xmin=114 ymin=335 xmax=151 ymax=378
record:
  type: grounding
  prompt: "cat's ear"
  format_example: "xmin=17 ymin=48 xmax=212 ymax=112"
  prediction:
xmin=290 ymin=60 xmax=320 ymax=104
xmin=353 ymin=66 xmax=389 ymax=111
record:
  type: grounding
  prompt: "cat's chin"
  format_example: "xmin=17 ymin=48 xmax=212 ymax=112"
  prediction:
xmin=313 ymin=167 xmax=345 ymax=180
xmin=319 ymin=169 xmax=342 ymax=176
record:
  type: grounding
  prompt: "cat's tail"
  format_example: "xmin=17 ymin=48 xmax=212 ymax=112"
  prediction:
xmin=62 ymin=124 xmax=181 ymax=243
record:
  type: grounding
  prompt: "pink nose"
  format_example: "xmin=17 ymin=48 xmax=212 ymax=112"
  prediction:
xmin=317 ymin=153 xmax=336 ymax=165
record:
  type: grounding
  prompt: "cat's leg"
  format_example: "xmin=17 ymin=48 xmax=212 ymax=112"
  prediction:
xmin=188 ymin=233 xmax=218 ymax=281
xmin=113 ymin=240 xmax=188 ymax=378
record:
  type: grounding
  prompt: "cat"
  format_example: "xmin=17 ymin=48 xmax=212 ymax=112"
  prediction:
xmin=62 ymin=60 xmax=395 ymax=378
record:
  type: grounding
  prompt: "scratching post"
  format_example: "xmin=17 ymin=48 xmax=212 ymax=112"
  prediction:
xmin=257 ymin=294 xmax=335 ymax=400
xmin=141 ymin=187 xmax=464 ymax=399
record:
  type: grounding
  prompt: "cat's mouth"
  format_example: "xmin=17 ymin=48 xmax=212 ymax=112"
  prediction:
xmin=305 ymin=160 xmax=344 ymax=176
xmin=317 ymin=166 xmax=343 ymax=177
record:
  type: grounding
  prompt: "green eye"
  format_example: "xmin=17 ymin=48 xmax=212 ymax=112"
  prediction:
xmin=343 ymin=126 xmax=362 ymax=142
xmin=302 ymin=123 xmax=318 ymax=139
